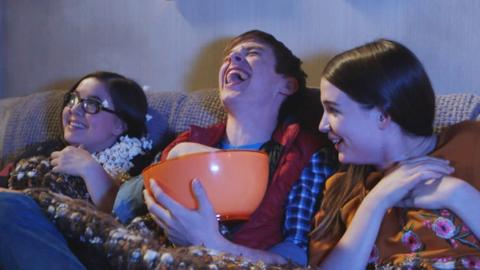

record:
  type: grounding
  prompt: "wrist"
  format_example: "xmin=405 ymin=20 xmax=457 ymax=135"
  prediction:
xmin=364 ymin=190 xmax=391 ymax=215
xmin=204 ymin=231 xmax=228 ymax=251
xmin=81 ymin=161 xmax=106 ymax=182
xmin=449 ymin=182 xmax=479 ymax=213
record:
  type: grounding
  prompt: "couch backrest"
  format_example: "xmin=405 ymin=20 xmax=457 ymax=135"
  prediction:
xmin=0 ymin=89 xmax=479 ymax=166
xmin=434 ymin=93 xmax=480 ymax=132
xmin=0 ymin=89 xmax=226 ymax=165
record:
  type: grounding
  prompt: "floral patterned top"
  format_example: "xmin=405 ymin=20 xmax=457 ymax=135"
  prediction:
xmin=309 ymin=121 xmax=480 ymax=269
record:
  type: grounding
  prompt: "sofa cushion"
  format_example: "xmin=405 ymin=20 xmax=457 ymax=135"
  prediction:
xmin=434 ymin=93 xmax=480 ymax=132
xmin=1 ymin=89 xmax=479 ymax=166
xmin=1 ymin=90 xmax=65 ymax=164
xmin=145 ymin=89 xmax=226 ymax=139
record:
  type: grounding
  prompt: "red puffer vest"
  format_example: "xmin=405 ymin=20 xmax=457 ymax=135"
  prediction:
xmin=161 ymin=122 xmax=325 ymax=250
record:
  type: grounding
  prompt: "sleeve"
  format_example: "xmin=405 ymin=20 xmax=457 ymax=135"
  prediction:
xmin=112 ymin=174 xmax=148 ymax=224
xmin=269 ymin=147 xmax=337 ymax=265
xmin=0 ymin=162 xmax=14 ymax=188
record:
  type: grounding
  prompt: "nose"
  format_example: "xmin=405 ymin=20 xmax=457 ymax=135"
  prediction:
xmin=229 ymin=51 xmax=243 ymax=63
xmin=318 ymin=114 xmax=330 ymax=133
xmin=69 ymin=101 xmax=85 ymax=115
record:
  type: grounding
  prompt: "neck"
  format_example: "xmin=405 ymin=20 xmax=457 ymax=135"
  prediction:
xmin=378 ymin=132 xmax=437 ymax=170
xmin=225 ymin=111 xmax=278 ymax=146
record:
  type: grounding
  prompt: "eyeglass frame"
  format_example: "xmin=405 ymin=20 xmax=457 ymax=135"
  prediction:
xmin=64 ymin=92 xmax=118 ymax=115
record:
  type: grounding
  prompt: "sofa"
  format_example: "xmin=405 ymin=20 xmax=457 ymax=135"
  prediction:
xmin=1 ymin=88 xmax=480 ymax=167
xmin=0 ymin=89 xmax=225 ymax=167
xmin=0 ymin=89 xmax=480 ymax=269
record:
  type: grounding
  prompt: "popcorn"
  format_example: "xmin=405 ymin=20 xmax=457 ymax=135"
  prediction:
xmin=102 ymin=100 xmax=110 ymax=108
xmin=145 ymin=114 xmax=153 ymax=122
xmin=92 ymin=135 xmax=153 ymax=180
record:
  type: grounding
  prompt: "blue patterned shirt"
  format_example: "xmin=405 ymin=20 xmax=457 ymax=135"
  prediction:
xmin=269 ymin=146 xmax=337 ymax=264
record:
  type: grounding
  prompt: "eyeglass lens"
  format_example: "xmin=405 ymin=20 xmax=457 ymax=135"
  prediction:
xmin=66 ymin=93 xmax=102 ymax=114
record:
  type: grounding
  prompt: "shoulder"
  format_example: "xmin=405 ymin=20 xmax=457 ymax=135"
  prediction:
xmin=437 ymin=120 xmax=480 ymax=146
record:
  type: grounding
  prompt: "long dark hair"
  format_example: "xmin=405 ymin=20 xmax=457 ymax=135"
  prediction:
xmin=311 ymin=39 xmax=436 ymax=242
xmin=65 ymin=71 xmax=148 ymax=137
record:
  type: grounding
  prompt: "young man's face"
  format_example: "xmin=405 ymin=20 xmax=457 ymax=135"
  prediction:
xmin=218 ymin=39 xmax=290 ymax=109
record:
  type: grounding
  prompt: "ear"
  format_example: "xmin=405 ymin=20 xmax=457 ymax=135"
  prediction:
xmin=377 ymin=111 xmax=391 ymax=130
xmin=279 ymin=77 xmax=298 ymax=96
xmin=112 ymin=118 xmax=127 ymax=136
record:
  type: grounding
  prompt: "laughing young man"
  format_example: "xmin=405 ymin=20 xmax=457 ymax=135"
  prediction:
xmin=138 ymin=30 xmax=337 ymax=265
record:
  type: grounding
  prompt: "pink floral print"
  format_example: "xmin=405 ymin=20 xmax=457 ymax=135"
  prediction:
xmin=460 ymin=255 xmax=480 ymax=269
xmin=401 ymin=230 xmax=424 ymax=252
xmin=432 ymin=217 xmax=456 ymax=239
xmin=432 ymin=256 xmax=456 ymax=269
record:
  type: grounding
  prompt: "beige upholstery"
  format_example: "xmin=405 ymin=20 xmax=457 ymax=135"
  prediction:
xmin=1 ymin=89 xmax=479 ymax=167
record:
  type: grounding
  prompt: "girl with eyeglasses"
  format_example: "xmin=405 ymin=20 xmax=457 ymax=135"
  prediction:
xmin=1 ymin=71 xmax=152 ymax=212
xmin=0 ymin=71 xmax=154 ymax=269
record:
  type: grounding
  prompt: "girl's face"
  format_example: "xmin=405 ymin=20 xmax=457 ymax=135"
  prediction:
xmin=318 ymin=78 xmax=384 ymax=165
xmin=62 ymin=77 xmax=126 ymax=153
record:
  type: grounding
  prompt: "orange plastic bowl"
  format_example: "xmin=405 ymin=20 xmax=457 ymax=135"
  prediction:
xmin=142 ymin=150 xmax=269 ymax=221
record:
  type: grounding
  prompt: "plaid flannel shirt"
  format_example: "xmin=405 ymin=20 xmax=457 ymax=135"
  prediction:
xmin=283 ymin=146 xmax=337 ymax=250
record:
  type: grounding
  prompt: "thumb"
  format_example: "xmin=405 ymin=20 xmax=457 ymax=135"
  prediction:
xmin=191 ymin=179 xmax=215 ymax=214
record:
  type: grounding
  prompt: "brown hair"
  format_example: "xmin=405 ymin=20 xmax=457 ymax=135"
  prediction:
xmin=223 ymin=30 xmax=309 ymax=124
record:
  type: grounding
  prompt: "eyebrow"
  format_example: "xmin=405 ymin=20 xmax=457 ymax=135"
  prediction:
xmin=322 ymin=100 xmax=340 ymax=107
xmin=243 ymin=45 xmax=265 ymax=51
xmin=73 ymin=91 xmax=102 ymax=101
xmin=226 ymin=45 xmax=265 ymax=55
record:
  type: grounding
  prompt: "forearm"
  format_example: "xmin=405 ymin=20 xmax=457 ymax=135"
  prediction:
xmin=82 ymin=163 xmax=119 ymax=212
xmin=319 ymin=197 xmax=386 ymax=270
xmin=208 ymin=236 xmax=287 ymax=265
xmin=450 ymin=183 xmax=480 ymax=238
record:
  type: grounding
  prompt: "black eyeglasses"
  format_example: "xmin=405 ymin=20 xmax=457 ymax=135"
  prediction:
xmin=64 ymin=92 xmax=117 ymax=115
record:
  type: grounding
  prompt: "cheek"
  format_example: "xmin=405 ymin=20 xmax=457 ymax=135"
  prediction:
xmin=89 ymin=114 xmax=117 ymax=132
xmin=328 ymin=116 xmax=344 ymax=133
xmin=61 ymin=107 xmax=69 ymax=127
xmin=218 ymin=63 xmax=228 ymax=83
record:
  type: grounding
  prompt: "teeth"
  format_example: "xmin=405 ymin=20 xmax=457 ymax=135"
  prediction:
xmin=238 ymin=71 xmax=248 ymax=80
xmin=226 ymin=69 xmax=249 ymax=83
xmin=69 ymin=121 xmax=86 ymax=129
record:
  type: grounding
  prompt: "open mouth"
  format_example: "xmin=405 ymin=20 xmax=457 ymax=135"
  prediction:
xmin=330 ymin=136 xmax=343 ymax=149
xmin=68 ymin=120 xmax=87 ymax=129
xmin=225 ymin=68 xmax=250 ymax=85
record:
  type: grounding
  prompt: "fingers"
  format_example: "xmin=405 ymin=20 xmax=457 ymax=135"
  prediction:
xmin=149 ymin=180 xmax=185 ymax=214
xmin=50 ymin=150 xmax=60 ymax=159
xmin=399 ymin=156 xmax=449 ymax=166
xmin=144 ymin=187 xmax=173 ymax=222
xmin=50 ymin=155 xmax=61 ymax=172
xmin=191 ymin=179 xmax=215 ymax=215
xmin=395 ymin=157 xmax=454 ymax=182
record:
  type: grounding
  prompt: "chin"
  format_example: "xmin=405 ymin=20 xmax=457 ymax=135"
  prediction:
xmin=220 ymin=91 xmax=241 ymax=106
xmin=338 ymin=154 xmax=358 ymax=165
xmin=63 ymin=133 xmax=80 ymax=145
